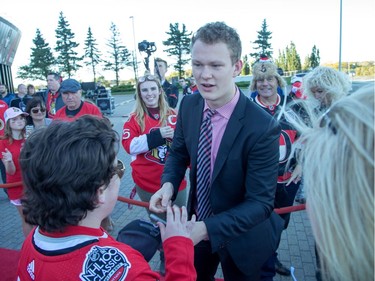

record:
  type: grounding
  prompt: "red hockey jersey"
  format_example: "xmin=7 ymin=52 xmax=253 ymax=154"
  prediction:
xmin=122 ymin=112 xmax=187 ymax=193
xmin=17 ymin=225 xmax=196 ymax=281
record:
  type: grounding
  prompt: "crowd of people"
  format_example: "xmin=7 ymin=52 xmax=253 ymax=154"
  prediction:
xmin=0 ymin=20 xmax=372 ymax=281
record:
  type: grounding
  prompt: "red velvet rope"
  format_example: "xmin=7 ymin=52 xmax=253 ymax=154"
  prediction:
xmin=1 ymin=183 xmax=305 ymax=215
xmin=117 ymin=196 xmax=305 ymax=215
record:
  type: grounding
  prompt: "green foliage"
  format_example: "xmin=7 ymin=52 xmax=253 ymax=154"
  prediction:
xmin=54 ymin=12 xmax=83 ymax=78
xmin=286 ymin=42 xmax=301 ymax=71
xmin=162 ymin=23 xmax=192 ymax=78
xmin=250 ymin=19 xmax=273 ymax=59
xmin=242 ymin=55 xmax=250 ymax=75
xmin=303 ymin=45 xmax=320 ymax=70
xmin=111 ymin=83 xmax=135 ymax=93
xmin=235 ymin=81 xmax=250 ymax=88
xmin=275 ymin=41 xmax=302 ymax=72
xmin=17 ymin=29 xmax=55 ymax=80
xmin=103 ymin=22 xmax=132 ymax=87
xmin=83 ymin=27 xmax=102 ymax=82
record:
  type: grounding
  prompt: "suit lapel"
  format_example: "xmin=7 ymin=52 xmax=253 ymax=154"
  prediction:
xmin=211 ymin=93 xmax=247 ymax=183
xmin=189 ymin=95 xmax=205 ymax=170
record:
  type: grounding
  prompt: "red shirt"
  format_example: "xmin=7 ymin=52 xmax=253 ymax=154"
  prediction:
xmin=54 ymin=102 xmax=103 ymax=121
xmin=0 ymin=138 xmax=25 ymax=200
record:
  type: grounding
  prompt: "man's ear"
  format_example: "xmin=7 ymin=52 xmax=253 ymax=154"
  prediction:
xmin=233 ymin=60 xmax=243 ymax=77
xmin=97 ymin=185 xmax=106 ymax=204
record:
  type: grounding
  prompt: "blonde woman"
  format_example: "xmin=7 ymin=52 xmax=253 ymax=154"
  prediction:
xmin=289 ymin=86 xmax=374 ymax=281
xmin=122 ymin=75 xmax=187 ymax=274
xmin=302 ymin=66 xmax=352 ymax=112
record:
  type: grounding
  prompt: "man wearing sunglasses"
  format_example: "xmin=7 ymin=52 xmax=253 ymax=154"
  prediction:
xmin=17 ymin=115 xmax=197 ymax=281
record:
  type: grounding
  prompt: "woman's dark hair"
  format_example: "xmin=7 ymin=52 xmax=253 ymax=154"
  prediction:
xmin=20 ymin=115 xmax=120 ymax=232
xmin=25 ymin=96 xmax=46 ymax=125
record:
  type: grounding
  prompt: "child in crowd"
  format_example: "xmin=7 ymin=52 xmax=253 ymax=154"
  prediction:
xmin=0 ymin=107 xmax=33 ymax=237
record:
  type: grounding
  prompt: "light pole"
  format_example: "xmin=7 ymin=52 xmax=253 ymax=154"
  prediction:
xmin=130 ymin=16 xmax=138 ymax=80
xmin=338 ymin=0 xmax=342 ymax=71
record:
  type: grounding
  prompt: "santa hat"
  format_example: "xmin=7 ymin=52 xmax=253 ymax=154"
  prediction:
xmin=250 ymin=56 xmax=286 ymax=91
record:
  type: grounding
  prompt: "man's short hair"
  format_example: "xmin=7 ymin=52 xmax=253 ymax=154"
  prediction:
xmin=20 ymin=115 xmax=120 ymax=232
xmin=155 ymin=58 xmax=168 ymax=67
xmin=47 ymin=72 xmax=61 ymax=82
xmin=191 ymin=21 xmax=242 ymax=64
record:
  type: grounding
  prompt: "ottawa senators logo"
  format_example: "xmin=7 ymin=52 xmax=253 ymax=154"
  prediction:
xmin=80 ymin=246 xmax=130 ymax=281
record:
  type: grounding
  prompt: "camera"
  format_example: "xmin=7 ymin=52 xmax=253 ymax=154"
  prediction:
xmin=138 ymin=40 xmax=156 ymax=53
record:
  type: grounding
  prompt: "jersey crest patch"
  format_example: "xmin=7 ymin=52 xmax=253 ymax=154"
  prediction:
xmin=80 ymin=246 xmax=130 ymax=281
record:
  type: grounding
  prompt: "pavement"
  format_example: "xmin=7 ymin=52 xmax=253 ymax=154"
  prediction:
xmin=0 ymin=93 xmax=320 ymax=281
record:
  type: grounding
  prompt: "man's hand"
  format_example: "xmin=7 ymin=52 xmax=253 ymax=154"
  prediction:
xmin=149 ymin=182 xmax=174 ymax=213
xmin=190 ymin=221 xmax=209 ymax=245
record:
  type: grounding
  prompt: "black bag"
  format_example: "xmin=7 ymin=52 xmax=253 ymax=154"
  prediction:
xmin=116 ymin=219 xmax=162 ymax=262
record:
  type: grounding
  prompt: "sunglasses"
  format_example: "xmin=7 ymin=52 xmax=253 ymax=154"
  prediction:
xmin=31 ymin=108 xmax=46 ymax=114
xmin=138 ymin=75 xmax=159 ymax=83
xmin=115 ymin=159 xmax=125 ymax=179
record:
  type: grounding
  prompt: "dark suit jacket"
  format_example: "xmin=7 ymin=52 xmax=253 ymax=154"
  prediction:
xmin=162 ymin=91 xmax=284 ymax=275
xmin=162 ymin=80 xmax=179 ymax=108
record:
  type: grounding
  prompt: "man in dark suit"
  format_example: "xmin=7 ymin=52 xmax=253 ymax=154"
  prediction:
xmin=150 ymin=22 xmax=284 ymax=281
xmin=154 ymin=58 xmax=179 ymax=108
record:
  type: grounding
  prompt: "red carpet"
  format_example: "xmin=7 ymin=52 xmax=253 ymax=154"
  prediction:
xmin=0 ymin=248 xmax=20 ymax=281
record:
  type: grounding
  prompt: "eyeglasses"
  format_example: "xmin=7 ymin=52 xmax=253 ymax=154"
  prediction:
xmin=115 ymin=159 xmax=125 ymax=179
xmin=138 ymin=75 xmax=159 ymax=83
xmin=31 ymin=108 xmax=46 ymax=114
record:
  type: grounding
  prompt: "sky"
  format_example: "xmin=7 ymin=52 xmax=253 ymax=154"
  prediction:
xmin=2 ymin=0 xmax=375 ymax=85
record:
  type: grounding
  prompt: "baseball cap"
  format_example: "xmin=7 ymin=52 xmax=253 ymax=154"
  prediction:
xmin=4 ymin=107 xmax=28 ymax=123
xmin=60 ymin=78 xmax=82 ymax=93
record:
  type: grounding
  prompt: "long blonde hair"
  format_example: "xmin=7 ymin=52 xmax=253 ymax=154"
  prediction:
xmin=133 ymin=75 xmax=174 ymax=132
xmin=289 ymin=86 xmax=374 ymax=281
xmin=303 ymin=66 xmax=352 ymax=107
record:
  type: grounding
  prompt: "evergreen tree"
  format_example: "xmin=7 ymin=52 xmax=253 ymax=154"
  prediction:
xmin=241 ymin=55 xmax=250 ymax=75
xmin=275 ymin=49 xmax=287 ymax=71
xmin=54 ymin=11 xmax=83 ymax=78
xmin=286 ymin=42 xmax=301 ymax=71
xmin=83 ymin=27 xmax=102 ymax=82
xmin=250 ymin=19 xmax=273 ymax=59
xmin=309 ymin=45 xmax=320 ymax=69
xmin=162 ymin=23 xmax=192 ymax=78
xmin=103 ymin=22 xmax=131 ymax=86
xmin=303 ymin=55 xmax=310 ymax=71
xmin=17 ymin=29 xmax=55 ymax=81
